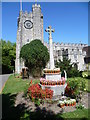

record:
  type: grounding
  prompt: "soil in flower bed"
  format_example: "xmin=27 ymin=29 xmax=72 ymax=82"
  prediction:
xmin=15 ymin=92 xmax=89 ymax=114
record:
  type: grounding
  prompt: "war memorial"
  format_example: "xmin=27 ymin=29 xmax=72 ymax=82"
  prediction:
xmin=40 ymin=26 xmax=67 ymax=96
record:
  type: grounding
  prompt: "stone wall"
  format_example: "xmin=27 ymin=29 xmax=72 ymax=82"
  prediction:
xmin=44 ymin=42 xmax=88 ymax=71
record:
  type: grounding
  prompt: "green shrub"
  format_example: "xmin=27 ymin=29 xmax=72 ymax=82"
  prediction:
xmin=69 ymin=68 xmax=82 ymax=78
xmin=66 ymin=78 xmax=86 ymax=98
xmin=76 ymin=104 xmax=84 ymax=109
xmin=55 ymin=57 xmax=82 ymax=78
xmin=20 ymin=40 xmax=49 ymax=77
xmin=1 ymin=40 xmax=16 ymax=74
xmin=80 ymin=80 xmax=86 ymax=91
xmin=35 ymin=98 xmax=40 ymax=106
xmin=82 ymin=71 xmax=90 ymax=79
xmin=65 ymin=79 xmax=79 ymax=98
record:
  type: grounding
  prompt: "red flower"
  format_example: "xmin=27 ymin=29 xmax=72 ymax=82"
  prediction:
xmin=31 ymin=80 xmax=32 ymax=84
xmin=28 ymin=84 xmax=53 ymax=99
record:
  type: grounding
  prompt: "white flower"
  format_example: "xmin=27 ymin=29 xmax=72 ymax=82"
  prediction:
xmin=59 ymin=101 xmax=64 ymax=105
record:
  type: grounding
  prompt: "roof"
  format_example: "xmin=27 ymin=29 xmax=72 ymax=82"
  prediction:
xmin=83 ymin=46 xmax=90 ymax=57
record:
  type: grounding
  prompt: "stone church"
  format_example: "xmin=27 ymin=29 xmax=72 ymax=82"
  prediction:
xmin=15 ymin=3 xmax=43 ymax=73
xmin=15 ymin=3 xmax=88 ymax=73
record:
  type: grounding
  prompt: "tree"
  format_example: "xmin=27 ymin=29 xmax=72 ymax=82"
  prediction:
xmin=55 ymin=57 xmax=72 ymax=76
xmin=0 ymin=39 xmax=16 ymax=74
xmin=20 ymin=39 xmax=49 ymax=77
xmin=55 ymin=57 xmax=81 ymax=77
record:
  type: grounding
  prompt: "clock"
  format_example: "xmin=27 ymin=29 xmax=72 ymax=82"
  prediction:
xmin=24 ymin=20 xmax=33 ymax=29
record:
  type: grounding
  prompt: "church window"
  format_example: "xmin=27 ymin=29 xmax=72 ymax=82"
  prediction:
xmin=74 ymin=54 xmax=77 ymax=60
xmin=54 ymin=60 xmax=57 ymax=65
xmin=66 ymin=49 xmax=68 ymax=53
xmin=74 ymin=63 xmax=78 ymax=70
xmin=62 ymin=49 xmax=68 ymax=59
xmin=58 ymin=50 xmax=61 ymax=56
xmin=62 ymin=49 xmax=64 ymax=51
xmin=27 ymin=39 xmax=29 ymax=42
xmin=72 ymin=49 xmax=74 ymax=51
xmin=41 ymin=16 xmax=43 ymax=19
xmin=77 ymin=49 xmax=79 ymax=51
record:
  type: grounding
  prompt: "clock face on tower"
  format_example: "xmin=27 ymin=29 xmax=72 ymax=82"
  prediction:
xmin=24 ymin=20 xmax=33 ymax=29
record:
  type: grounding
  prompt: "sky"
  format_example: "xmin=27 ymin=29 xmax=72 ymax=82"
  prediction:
xmin=2 ymin=2 xmax=88 ymax=44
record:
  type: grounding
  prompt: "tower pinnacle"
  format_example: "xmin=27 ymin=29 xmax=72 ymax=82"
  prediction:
xmin=20 ymin=0 xmax=22 ymax=11
xmin=35 ymin=0 xmax=37 ymax=4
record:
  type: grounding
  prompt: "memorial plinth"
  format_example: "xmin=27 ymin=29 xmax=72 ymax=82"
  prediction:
xmin=40 ymin=83 xmax=67 ymax=96
xmin=40 ymin=68 xmax=67 ymax=96
xmin=44 ymin=68 xmax=61 ymax=81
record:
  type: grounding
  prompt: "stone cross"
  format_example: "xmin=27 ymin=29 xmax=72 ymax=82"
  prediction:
xmin=45 ymin=26 xmax=55 ymax=69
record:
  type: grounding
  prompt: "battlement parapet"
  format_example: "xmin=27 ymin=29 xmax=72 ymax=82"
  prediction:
xmin=53 ymin=42 xmax=88 ymax=47
xmin=32 ymin=4 xmax=41 ymax=8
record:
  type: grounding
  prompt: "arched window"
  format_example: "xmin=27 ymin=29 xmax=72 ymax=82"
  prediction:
xmin=72 ymin=49 xmax=74 ymax=51
xmin=74 ymin=63 xmax=78 ymax=70
xmin=62 ymin=49 xmax=68 ymax=59
xmin=27 ymin=39 xmax=29 ymax=42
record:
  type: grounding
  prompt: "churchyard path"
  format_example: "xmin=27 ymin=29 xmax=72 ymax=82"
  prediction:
xmin=0 ymin=74 xmax=12 ymax=93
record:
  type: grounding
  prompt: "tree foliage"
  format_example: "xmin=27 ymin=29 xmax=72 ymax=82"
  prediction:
xmin=20 ymin=39 xmax=49 ymax=77
xmin=55 ymin=57 xmax=81 ymax=77
xmin=0 ymin=39 xmax=16 ymax=74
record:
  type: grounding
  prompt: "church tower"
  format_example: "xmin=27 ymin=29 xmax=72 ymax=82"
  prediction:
xmin=15 ymin=3 xmax=43 ymax=73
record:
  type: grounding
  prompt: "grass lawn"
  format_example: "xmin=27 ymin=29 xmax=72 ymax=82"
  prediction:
xmin=2 ymin=75 xmax=90 ymax=120
xmin=58 ymin=109 xmax=89 ymax=119
xmin=2 ymin=75 xmax=40 ymax=94
xmin=20 ymin=108 xmax=90 ymax=120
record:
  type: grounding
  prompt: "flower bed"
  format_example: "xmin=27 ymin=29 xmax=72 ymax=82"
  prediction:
xmin=59 ymin=99 xmax=76 ymax=108
xmin=65 ymin=82 xmax=74 ymax=97
xmin=40 ymin=77 xmax=66 ymax=86
xmin=43 ymin=68 xmax=60 ymax=74
xmin=28 ymin=84 xmax=53 ymax=99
